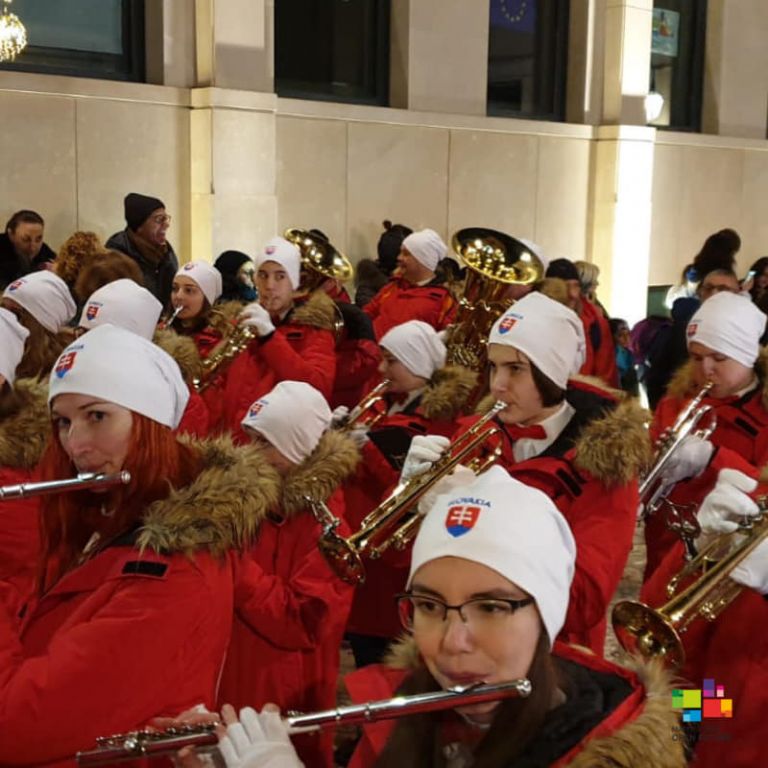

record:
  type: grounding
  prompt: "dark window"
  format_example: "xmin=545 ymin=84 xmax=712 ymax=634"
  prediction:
xmin=648 ymin=1 xmax=707 ymax=131
xmin=487 ymin=0 xmax=569 ymax=120
xmin=275 ymin=0 xmax=389 ymax=105
xmin=0 ymin=0 xmax=145 ymax=82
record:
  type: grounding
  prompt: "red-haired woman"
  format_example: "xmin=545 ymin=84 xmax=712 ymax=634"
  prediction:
xmin=0 ymin=309 xmax=49 ymax=618
xmin=0 ymin=324 xmax=279 ymax=766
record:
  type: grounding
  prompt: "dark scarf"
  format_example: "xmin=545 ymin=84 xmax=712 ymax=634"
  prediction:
xmin=126 ymin=228 xmax=169 ymax=267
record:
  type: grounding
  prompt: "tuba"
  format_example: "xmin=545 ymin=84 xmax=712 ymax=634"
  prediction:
xmin=612 ymin=501 xmax=768 ymax=667
xmin=311 ymin=401 xmax=506 ymax=585
xmin=445 ymin=228 xmax=544 ymax=373
xmin=284 ymin=227 xmax=353 ymax=340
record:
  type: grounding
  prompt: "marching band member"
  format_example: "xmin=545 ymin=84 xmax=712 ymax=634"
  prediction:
xmin=0 ymin=324 xmax=280 ymax=766
xmin=1 ymin=271 xmax=76 ymax=379
xmin=643 ymin=291 xmax=768 ymax=579
xmin=0 ymin=309 xmax=48 ymax=618
xmin=206 ymin=468 xmax=685 ymax=768
xmin=219 ymin=381 xmax=359 ymax=768
xmin=341 ymin=320 xmax=476 ymax=666
xmin=364 ymin=229 xmax=456 ymax=340
xmin=404 ymin=293 xmax=650 ymax=653
xmin=208 ymin=236 xmax=338 ymax=441
xmin=77 ymin=278 xmax=211 ymax=437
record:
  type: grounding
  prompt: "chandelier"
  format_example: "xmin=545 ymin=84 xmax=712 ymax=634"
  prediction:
xmin=0 ymin=0 xmax=27 ymax=63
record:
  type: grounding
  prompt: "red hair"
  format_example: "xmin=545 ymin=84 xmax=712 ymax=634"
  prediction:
xmin=36 ymin=412 xmax=202 ymax=594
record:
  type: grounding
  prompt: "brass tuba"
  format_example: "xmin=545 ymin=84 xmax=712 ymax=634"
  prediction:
xmin=445 ymin=228 xmax=544 ymax=373
xmin=310 ymin=401 xmax=506 ymax=585
xmin=612 ymin=502 xmax=768 ymax=667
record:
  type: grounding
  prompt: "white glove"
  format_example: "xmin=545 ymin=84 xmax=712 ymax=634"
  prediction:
xmin=417 ymin=465 xmax=477 ymax=517
xmin=331 ymin=405 xmax=350 ymax=428
xmin=347 ymin=426 xmax=369 ymax=449
xmin=659 ymin=435 xmax=714 ymax=486
xmin=219 ymin=706 xmax=303 ymax=768
xmin=400 ymin=435 xmax=450 ymax=483
xmin=696 ymin=469 xmax=760 ymax=535
xmin=730 ymin=539 xmax=768 ymax=595
xmin=239 ymin=302 xmax=276 ymax=337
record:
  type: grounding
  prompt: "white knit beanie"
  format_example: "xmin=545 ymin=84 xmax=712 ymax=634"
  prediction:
xmin=3 ymin=272 xmax=76 ymax=333
xmin=380 ymin=320 xmax=447 ymax=380
xmin=0 ymin=307 xmax=29 ymax=385
xmin=48 ymin=324 xmax=189 ymax=429
xmin=488 ymin=292 xmax=586 ymax=389
xmin=408 ymin=465 xmax=576 ymax=647
xmin=241 ymin=381 xmax=332 ymax=465
xmin=687 ymin=291 xmax=766 ymax=369
xmin=176 ymin=261 xmax=223 ymax=305
xmin=79 ymin=279 xmax=162 ymax=340
xmin=255 ymin=237 xmax=302 ymax=290
xmin=402 ymin=229 xmax=447 ymax=272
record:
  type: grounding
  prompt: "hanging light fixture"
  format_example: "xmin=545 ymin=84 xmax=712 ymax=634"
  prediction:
xmin=0 ymin=0 xmax=28 ymax=63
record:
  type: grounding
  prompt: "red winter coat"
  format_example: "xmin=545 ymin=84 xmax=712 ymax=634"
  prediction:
xmin=0 ymin=438 xmax=280 ymax=768
xmin=363 ymin=277 xmax=456 ymax=340
xmin=641 ymin=540 xmax=768 ymax=768
xmin=218 ymin=430 xmax=359 ymax=768
xmin=643 ymin=367 xmax=768 ymax=580
xmin=206 ymin=293 xmax=338 ymax=442
xmin=0 ymin=379 xmax=49 ymax=621
xmin=343 ymin=367 xmax=477 ymax=639
xmin=345 ymin=639 xmax=685 ymax=768
xmin=457 ymin=384 xmax=649 ymax=653
xmin=579 ymin=298 xmax=619 ymax=387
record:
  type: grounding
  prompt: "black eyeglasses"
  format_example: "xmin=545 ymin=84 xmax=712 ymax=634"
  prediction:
xmin=396 ymin=592 xmax=534 ymax=633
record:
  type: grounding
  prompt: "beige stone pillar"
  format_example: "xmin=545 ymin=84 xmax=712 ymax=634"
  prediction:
xmin=588 ymin=0 xmax=655 ymax=324
xmin=390 ymin=0 xmax=489 ymax=115
xmin=190 ymin=0 xmax=277 ymax=263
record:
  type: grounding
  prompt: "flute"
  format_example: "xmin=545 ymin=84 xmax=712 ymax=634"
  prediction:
xmin=76 ymin=679 xmax=532 ymax=765
xmin=0 ymin=471 xmax=132 ymax=499
xmin=160 ymin=304 xmax=184 ymax=330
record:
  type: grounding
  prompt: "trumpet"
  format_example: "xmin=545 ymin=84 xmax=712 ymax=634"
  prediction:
xmin=312 ymin=401 xmax=506 ymax=585
xmin=612 ymin=501 xmax=768 ymax=667
xmin=639 ymin=382 xmax=716 ymax=519
xmin=193 ymin=321 xmax=256 ymax=392
xmin=338 ymin=379 xmax=391 ymax=431
xmin=0 ymin=471 xmax=131 ymax=499
xmin=76 ymin=679 xmax=532 ymax=765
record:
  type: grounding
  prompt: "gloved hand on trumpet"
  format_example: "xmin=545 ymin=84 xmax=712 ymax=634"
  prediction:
xmin=239 ymin=302 xmax=276 ymax=338
xmin=658 ymin=434 xmax=715 ymax=487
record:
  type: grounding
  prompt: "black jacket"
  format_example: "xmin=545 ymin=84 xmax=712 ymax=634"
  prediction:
xmin=0 ymin=234 xmax=56 ymax=290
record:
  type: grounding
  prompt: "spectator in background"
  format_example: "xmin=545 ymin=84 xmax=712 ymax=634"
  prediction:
xmin=697 ymin=268 xmax=740 ymax=302
xmin=665 ymin=263 xmax=698 ymax=310
xmin=692 ymin=227 xmax=740 ymax=282
xmin=574 ymin=260 xmax=608 ymax=317
xmin=610 ymin=318 xmax=639 ymax=396
xmin=214 ymin=250 xmax=257 ymax=304
xmin=107 ymin=193 xmax=178 ymax=305
xmin=746 ymin=256 xmax=768 ymax=308
xmin=0 ymin=210 xmax=57 ymax=289
xmin=354 ymin=220 xmax=413 ymax=308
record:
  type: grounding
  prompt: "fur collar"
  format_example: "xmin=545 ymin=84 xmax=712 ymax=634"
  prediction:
xmin=421 ymin=365 xmax=478 ymax=421
xmin=0 ymin=378 xmax=51 ymax=469
xmin=153 ymin=328 xmax=204 ymax=383
xmin=281 ymin=429 xmax=360 ymax=514
xmin=136 ymin=436 xmax=281 ymax=556
xmin=383 ymin=636 xmax=686 ymax=768
xmin=289 ymin=291 xmax=337 ymax=332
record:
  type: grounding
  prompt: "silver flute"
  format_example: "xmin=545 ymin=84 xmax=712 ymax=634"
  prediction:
xmin=76 ymin=679 xmax=532 ymax=765
xmin=0 ymin=471 xmax=132 ymax=499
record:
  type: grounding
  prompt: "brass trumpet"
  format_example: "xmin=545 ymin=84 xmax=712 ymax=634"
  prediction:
xmin=612 ymin=503 xmax=768 ymax=667
xmin=338 ymin=378 xmax=391 ymax=432
xmin=311 ymin=401 xmax=506 ymax=585
xmin=76 ymin=679 xmax=532 ymax=765
xmin=0 ymin=471 xmax=131 ymax=499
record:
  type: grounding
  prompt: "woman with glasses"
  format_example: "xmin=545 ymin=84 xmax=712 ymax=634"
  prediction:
xmin=198 ymin=467 xmax=684 ymax=768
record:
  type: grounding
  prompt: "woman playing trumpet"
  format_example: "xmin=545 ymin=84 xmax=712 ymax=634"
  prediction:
xmin=0 ymin=324 xmax=279 ymax=766
xmin=186 ymin=467 xmax=685 ymax=768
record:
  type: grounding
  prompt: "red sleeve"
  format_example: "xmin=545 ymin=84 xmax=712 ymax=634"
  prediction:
xmin=336 ymin=338 xmax=381 ymax=381
xmin=176 ymin=390 xmax=210 ymax=438
xmin=593 ymin=310 xmax=619 ymax=387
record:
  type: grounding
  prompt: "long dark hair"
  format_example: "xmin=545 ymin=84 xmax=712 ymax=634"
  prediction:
xmin=375 ymin=632 xmax=562 ymax=768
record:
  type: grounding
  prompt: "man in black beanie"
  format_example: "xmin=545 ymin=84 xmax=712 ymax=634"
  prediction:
xmin=106 ymin=193 xmax=179 ymax=305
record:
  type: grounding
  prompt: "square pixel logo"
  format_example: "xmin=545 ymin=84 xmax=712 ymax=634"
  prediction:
xmin=672 ymin=679 xmax=732 ymax=723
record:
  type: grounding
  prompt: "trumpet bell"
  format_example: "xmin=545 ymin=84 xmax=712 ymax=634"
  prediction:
xmin=318 ymin=530 xmax=366 ymax=585
xmin=452 ymin=228 xmax=544 ymax=286
xmin=284 ymin=228 xmax=354 ymax=290
xmin=611 ymin=600 xmax=685 ymax=668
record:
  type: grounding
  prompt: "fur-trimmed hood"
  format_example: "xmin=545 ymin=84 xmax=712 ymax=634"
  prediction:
xmin=281 ymin=428 xmax=360 ymax=514
xmin=666 ymin=347 xmax=768 ymax=407
xmin=383 ymin=636 xmax=686 ymax=768
xmin=290 ymin=291 xmax=337 ymax=332
xmin=421 ymin=365 xmax=478 ymax=421
xmin=0 ymin=378 xmax=51 ymax=469
xmin=153 ymin=328 xmax=204 ymax=383
xmin=137 ymin=436 xmax=281 ymax=556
